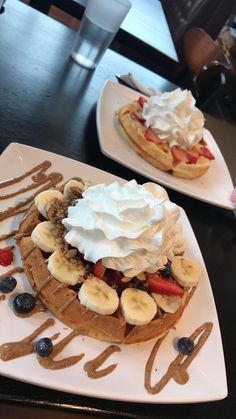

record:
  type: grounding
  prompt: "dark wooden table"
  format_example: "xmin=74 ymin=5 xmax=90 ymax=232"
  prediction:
xmin=27 ymin=0 xmax=180 ymax=82
xmin=0 ymin=1 xmax=236 ymax=418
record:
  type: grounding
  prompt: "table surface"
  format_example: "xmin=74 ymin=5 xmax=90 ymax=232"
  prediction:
xmin=0 ymin=1 xmax=236 ymax=418
xmin=28 ymin=0 xmax=179 ymax=81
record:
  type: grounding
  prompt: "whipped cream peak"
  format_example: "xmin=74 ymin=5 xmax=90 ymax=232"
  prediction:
xmin=62 ymin=180 xmax=186 ymax=277
xmin=142 ymin=88 xmax=205 ymax=149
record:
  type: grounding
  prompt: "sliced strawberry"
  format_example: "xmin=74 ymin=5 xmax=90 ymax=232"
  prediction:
xmin=0 ymin=248 xmax=14 ymax=267
xmin=198 ymin=147 xmax=215 ymax=160
xmin=171 ymin=147 xmax=189 ymax=164
xmin=147 ymin=273 xmax=184 ymax=296
xmin=186 ymin=148 xmax=199 ymax=164
xmin=138 ymin=96 xmax=148 ymax=107
xmin=93 ymin=261 xmax=106 ymax=279
xmin=131 ymin=111 xmax=145 ymax=123
xmin=144 ymin=129 xmax=162 ymax=145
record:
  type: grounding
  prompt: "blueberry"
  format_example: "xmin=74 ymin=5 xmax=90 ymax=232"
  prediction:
xmin=13 ymin=292 xmax=36 ymax=314
xmin=177 ymin=337 xmax=195 ymax=355
xmin=0 ymin=276 xmax=17 ymax=294
xmin=35 ymin=338 xmax=53 ymax=357
xmin=131 ymin=278 xmax=149 ymax=292
xmin=161 ymin=262 xmax=172 ymax=278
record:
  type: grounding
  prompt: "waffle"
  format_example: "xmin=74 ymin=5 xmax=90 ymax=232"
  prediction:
xmin=117 ymin=101 xmax=211 ymax=179
xmin=17 ymin=186 xmax=194 ymax=345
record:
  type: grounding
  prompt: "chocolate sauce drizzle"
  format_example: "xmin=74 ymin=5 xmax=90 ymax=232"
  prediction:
xmin=84 ymin=345 xmax=121 ymax=379
xmin=0 ymin=267 xmax=24 ymax=280
xmin=0 ymin=161 xmax=62 ymax=223
xmin=0 ymin=318 xmax=54 ymax=361
xmin=144 ymin=322 xmax=213 ymax=394
xmin=38 ymin=329 xmax=84 ymax=370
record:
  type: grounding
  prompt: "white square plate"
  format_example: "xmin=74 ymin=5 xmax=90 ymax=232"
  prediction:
xmin=96 ymin=80 xmax=234 ymax=210
xmin=0 ymin=143 xmax=227 ymax=403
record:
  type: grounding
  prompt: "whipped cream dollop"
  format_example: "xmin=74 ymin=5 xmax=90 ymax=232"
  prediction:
xmin=142 ymin=88 xmax=204 ymax=149
xmin=62 ymin=180 xmax=186 ymax=277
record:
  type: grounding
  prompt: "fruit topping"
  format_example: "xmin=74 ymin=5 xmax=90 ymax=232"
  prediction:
xmin=34 ymin=189 xmax=64 ymax=219
xmin=177 ymin=337 xmax=195 ymax=355
xmin=48 ymin=248 xmax=85 ymax=285
xmin=78 ymin=276 xmax=119 ymax=315
xmin=198 ymin=147 xmax=215 ymax=160
xmin=138 ymin=96 xmax=148 ymax=107
xmin=0 ymin=247 xmax=14 ymax=266
xmin=35 ymin=337 xmax=53 ymax=357
xmin=171 ymin=147 xmax=189 ymax=164
xmin=144 ymin=129 xmax=162 ymax=145
xmin=131 ymin=277 xmax=149 ymax=292
xmin=120 ymin=288 xmax=157 ymax=326
xmin=146 ymin=273 xmax=184 ymax=296
xmin=112 ymin=270 xmax=123 ymax=285
xmin=185 ymin=148 xmax=199 ymax=164
xmin=171 ymin=256 xmax=201 ymax=288
xmin=31 ymin=221 xmax=57 ymax=253
xmin=13 ymin=292 xmax=36 ymax=314
xmin=0 ymin=276 xmax=17 ymax=294
xmin=93 ymin=261 xmax=106 ymax=279
xmin=159 ymin=262 xmax=172 ymax=278
xmin=152 ymin=293 xmax=181 ymax=313
xmin=131 ymin=111 xmax=145 ymax=123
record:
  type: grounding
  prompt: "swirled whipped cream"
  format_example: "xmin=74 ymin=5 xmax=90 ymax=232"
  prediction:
xmin=62 ymin=180 xmax=186 ymax=277
xmin=142 ymin=88 xmax=204 ymax=149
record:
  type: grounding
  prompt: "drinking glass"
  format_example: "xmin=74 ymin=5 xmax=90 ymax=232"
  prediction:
xmin=71 ymin=0 xmax=132 ymax=69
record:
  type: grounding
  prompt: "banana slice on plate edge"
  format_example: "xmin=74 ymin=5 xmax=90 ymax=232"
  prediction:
xmin=171 ymin=256 xmax=202 ymax=288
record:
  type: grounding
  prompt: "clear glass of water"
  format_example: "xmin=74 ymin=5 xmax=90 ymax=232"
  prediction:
xmin=71 ymin=0 xmax=132 ymax=69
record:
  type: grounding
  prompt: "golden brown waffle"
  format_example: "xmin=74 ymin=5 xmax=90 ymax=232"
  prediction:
xmin=117 ymin=101 xmax=210 ymax=179
xmin=17 ymin=199 xmax=194 ymax=345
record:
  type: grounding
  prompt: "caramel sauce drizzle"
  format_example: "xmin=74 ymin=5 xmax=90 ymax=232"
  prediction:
xmin=0 ymin=267 xmax=24 ymax=280
xmin=84 ymin=345 xmax=121 ymax=379
xmin=0 ymin=161 xmax=51 ymax=189
xmin=52 ymin=282 xmax=67 ymax=294
xmin=14 ymin=302 xmax=46 ymax=318
xmin=37 ymin=329 xmax=84 ymax=370
xmin=21 ymin=244 xmax=37 ymax=260
xmin=0 ymin=230 xmax=18 ymax=243
xmin=0 ymin=318 xmax=54 ymax=361
xmin=0 ymin=171 xmax=63 ymax=222
xmin=0 ymin=172 xmax=55 ymax=200
xmin=36 ymin=274 xmax=53 ymax=294
xmin=58 ymin=294 xmax=77 ymax=313
xmin=144 ymin=322 xmax=213 ymax=394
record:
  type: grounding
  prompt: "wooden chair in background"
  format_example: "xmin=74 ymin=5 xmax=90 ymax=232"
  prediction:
xmin=183 ymin=28 xmax=236 ymax=118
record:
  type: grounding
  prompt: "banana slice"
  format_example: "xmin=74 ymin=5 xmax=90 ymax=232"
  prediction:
xmin=171 ymin=256 xmax=202 ymax=288
xmin=78 ymin=276 xmax=119 ymax=315
xmin=48 ymin=248 xmax=85 ymax=285
xmin=31 ymin=221 xmax=57 ymax=253
xmin=152 ymin=293 xmax=181 ymax=313
xmin=34 ymin=190 xmax=64 ymax=219
xmin=120 ymin=288 xmax=157 ymax=326
xmin=63 ymin=179 xmax=85 ymax=198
